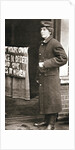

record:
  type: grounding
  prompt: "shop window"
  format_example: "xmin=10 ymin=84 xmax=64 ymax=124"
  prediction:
xmin=59 ymin=19 xmax=69 ymax=84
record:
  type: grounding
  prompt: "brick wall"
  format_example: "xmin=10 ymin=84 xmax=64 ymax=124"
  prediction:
xmin=60 ymin=84 xmax=69 ymax=115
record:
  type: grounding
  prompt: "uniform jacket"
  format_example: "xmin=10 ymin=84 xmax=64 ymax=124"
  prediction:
xmin=38 ymin=35 xmax=67 ymax=114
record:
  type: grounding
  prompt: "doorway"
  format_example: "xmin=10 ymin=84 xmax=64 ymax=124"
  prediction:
xmin=5 ymin=19 xmax=52 ymax=98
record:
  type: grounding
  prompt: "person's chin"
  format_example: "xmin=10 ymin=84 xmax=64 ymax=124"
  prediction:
xmin=42 ymin=36 xmax=45 ymax=39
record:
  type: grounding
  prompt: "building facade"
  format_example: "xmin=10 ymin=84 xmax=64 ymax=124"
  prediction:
xmin=5 ymin=19 xmax=69 ymax=115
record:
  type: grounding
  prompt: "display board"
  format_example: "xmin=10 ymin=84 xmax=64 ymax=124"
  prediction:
xmin=5 ymin=46 xmax=30 ymax=100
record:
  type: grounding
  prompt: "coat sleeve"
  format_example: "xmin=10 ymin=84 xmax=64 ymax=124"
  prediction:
xmin=44 ymin=40 xmax=67 ymax=68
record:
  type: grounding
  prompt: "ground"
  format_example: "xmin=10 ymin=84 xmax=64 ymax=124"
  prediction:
xmin=5 ymin=96 xmax=69 ymax=130
xmin=5 ymin=115 xmax=69 ymax=130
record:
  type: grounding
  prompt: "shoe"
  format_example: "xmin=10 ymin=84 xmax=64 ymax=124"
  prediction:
xmin=34 ymin=121 xmax=47 ymax=127
xmin=45 ymin=124 xmax=55 ymax=130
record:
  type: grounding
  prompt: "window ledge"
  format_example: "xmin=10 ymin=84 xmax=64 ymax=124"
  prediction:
xmin=60 ymin=76 xmax=69 ymax=84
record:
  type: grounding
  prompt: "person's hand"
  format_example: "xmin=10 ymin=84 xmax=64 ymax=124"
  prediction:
xmin=36 ymin=80 xmax=39 ymax=84
xmin=39 ymin=62 xmax=44 ymax=68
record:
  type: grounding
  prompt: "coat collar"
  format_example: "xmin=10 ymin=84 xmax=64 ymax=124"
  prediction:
xmin=42 ymin=35 xmax=53 ymax=44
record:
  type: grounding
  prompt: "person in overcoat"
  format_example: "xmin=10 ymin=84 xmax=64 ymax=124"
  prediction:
xmin=34 ymin=21 xmax=67 ymax=130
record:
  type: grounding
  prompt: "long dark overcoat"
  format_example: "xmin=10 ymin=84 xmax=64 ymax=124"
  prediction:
xmin=38 ymin=36 xmax=67 ymax=114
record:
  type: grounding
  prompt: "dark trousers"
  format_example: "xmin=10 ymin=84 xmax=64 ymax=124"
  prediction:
xmin=45 ymin=113 xmax=58 ymax=125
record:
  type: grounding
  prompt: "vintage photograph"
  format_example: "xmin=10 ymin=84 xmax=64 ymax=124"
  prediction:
xmin=5 ymin=19 xmax=69 ymax=130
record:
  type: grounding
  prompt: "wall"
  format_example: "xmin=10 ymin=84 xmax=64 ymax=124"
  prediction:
xmin=60 ymin=84 xmax=69 ymax=115
xmin=59 ymin=20 xmax=69 ymax=116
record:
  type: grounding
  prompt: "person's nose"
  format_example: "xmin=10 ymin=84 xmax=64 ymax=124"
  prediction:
xmin=41 ymin=30 xmax=44 ymax=34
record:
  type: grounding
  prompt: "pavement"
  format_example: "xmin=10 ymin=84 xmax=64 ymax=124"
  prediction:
xmin=5 ymin=115 xmax=69 ymax=130
xmin=5 ymin=96 xmax=69 ymax=130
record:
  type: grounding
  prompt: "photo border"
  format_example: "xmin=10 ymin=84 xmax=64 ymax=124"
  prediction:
xmin=0 ymin=0 xmax=75 ymax=150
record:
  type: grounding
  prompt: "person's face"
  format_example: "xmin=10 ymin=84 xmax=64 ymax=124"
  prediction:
xmin=40 ymin=27 xmax=51 ymax=39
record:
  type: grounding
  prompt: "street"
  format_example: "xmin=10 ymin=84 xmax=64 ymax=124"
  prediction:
xmin=5 ymin=115 xmax=69 ymax=130
xmin=5 ymin=96 xmax=69 ymax=130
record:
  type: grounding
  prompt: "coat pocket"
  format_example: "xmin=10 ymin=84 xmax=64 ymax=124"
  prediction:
xmin=44 ymin=68 xmax=59 ymax=76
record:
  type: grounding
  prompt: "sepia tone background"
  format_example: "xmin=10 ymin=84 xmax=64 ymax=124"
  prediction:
xmin=5 ymin=19 xmax=69 ymax=130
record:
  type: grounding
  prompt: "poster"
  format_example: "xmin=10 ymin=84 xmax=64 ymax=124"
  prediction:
xmin=5 ymin=46 xmax=28 ymax=77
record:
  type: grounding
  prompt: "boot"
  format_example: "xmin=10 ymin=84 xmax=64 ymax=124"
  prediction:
xmin=45 ymin=113 xmax=57 ymax=130
xmin=34 ymin=121 xmax=47 ymax=127
xmin=45 ymin=124 xmax=55 ymax=130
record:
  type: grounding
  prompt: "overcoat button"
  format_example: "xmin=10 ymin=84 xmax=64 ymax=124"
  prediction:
xmin=39 ymin=53 xmax=41 ymax=56
xmin=41 ymin=43 xmax=43 ymax=45
xmin=40 ymin=84 xmax=42 ymax=86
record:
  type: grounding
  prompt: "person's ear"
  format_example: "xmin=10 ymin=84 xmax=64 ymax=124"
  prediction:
xmin=49 ymin=31 xmax=51 ymax=35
